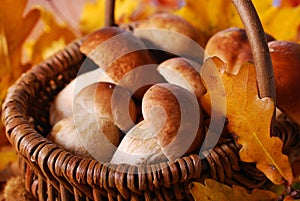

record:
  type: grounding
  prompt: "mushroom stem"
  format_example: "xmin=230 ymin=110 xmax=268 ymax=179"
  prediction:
xmin=232 ymin=0 xmax=276 ymax=131
xmin=105 ymin=0 xmax=116 ymax=27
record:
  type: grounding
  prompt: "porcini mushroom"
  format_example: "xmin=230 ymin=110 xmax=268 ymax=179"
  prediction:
xmin=269 ymin=40 xmax=300 ymax=124
xmin=157 ymin=57 xmax=206 ymax=101
xmin=49 ymin=82 xmax=138 ymax=162
xmin=133 ymin=13 xmax=205 ymax=63
xmin=49 ymin=68 xmax=115 ymax=125
xmin=48 ymin=115 xmax=120 ymax=162
xmin=205 ymin=27 xmax=275 ymax=74
xmin=74 ymin=82 xmax=137 ymax=132
xmin=111 ymin=83 xmax=205 ymax=165
xmin=79 ymin=26 xmax=165 ymax=100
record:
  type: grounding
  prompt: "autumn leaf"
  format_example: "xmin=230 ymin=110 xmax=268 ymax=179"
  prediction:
xmin=174 ymin=0 xmax=242 ymax=44
xmin=0 ymin=0 xmax=41 ymax=141
xmin=0 ymin=0 xmax=40 ymax=77
xmin=0 ymin=0 xmax=40 ymax=97
xmin=79 ymin=0 xmax=106 ymax=35
xmin=190 ymin=179 xmax=278 ymax=201
xmin=26 ymin=7 xmax=77 ymax=66
xmin=259 ymin=5 xmax=300 ymax=42
xmin=201 ymin=57 xmax=294 ymax=185
xmin=0 ymin=151 xmax=18 ymax=172
xmin=79 ymin=0 xmax=300 ymax=44
xmin=280 ymin=0 xmax=300 ymax=7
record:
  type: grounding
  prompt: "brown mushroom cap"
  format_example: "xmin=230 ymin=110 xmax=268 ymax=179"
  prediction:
xmin=79 ymin=26 xmax=164 ymax=100
xmin=205 ymin=27 xmax=275 ymax=74
xmin=74 ymin=82 xmax=137 ymax=132
xmin=142 ymin=83 xmax=205 ymax=160
xmin=80 ymin=27 xmax=125 ymax=55
xmin=135 ymin=12 xmax=205 ymax=46
xmin=49 ymin=68 xmax=115 ymax=126
xmin=269 ymin=40 xmax=300 ymax=124
xmin=157 ymin=57 xmax=206 ymax=100
xmin=133 ymin=13 xmax=204 ymax=63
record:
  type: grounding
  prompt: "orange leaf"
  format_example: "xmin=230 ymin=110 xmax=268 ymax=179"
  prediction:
xmin=27 ymin=7 xmax=76 ymax=65
xmin=280 ymin=0 xmax=300 ymax=7
xmin=201 ymin=57 xmax=294 ymax=185
xmin=190 ymin=179 xmax=278 ymax=201
xmin=0 ymin=0 xmax=40 ymax=125
xmin=0 ymin=0 xmax=40 ymax=77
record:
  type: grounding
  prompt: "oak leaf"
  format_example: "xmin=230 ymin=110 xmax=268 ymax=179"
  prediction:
xmin=259 ymin=5 xmax=300 ymax=42
xmin=200 ymin=57 xmax=294 ymax=185
xmin=279 ymin=0 xmax=300 ymax=7
xmin=79 ymin=0 xmax=105 ymax=34
xmin=190 ymin=179 xmax=278 ymax=201
xmin=27 ymin=7 xmax=77 ymax=66
xmin=0 ymin=0 xmax=40 ymax=142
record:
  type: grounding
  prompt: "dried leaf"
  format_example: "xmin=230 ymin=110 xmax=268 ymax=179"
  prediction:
xmin=0 ymin=152 xmax=17 ymax=173
xmin=174 ymin=0 xmax=242 ymax=44
xmin=79 ymin=0 xmax=105 ymax=34
xmin=0 ymin=0 xmax=40 ymax=100
xmin=280 ymin=0 xmax=300 ymax=7
xmin=201 ymin=57 xmax=294 ymax=185
xmin=0 ymin=0 xmax=40 ymax=139
xmin=0 ymin=0 xmax=40 ymax=77
xmin=190 ymin=179 xmax=278 ymax=201
xmin=27 ymin=7 xmax=76 ymax=65
xmin=259 ymin=5 xmax=300 ymax=42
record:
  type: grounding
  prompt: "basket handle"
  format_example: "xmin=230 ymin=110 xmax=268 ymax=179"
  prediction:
xmin=232 ymin=0 xmax=276 ymax=101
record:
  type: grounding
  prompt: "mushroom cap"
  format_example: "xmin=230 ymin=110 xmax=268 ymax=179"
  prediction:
xmin=269 ymin=40 xmax=300 ymax=124
xmin=49 ymin=68 xmax=115 ymax=126
xmin=133 ymin=13 xmax=204 ymax=63
xmin=74 ymin=82 xmax=137 ymax=132
xmin=79 ymin=26 xmax=164 ymax=100
xmin=157 ymin=57 xmax=206 ymax=100
xmin=205 ymin=27 xmax=275 ymax=74
xmin=135 ymin=12 xmax=205 ymax=46
xmin=80 ymin=27 xmax=125 ymax=55
xmin=142 ymin=83 xmax=204 ymax=160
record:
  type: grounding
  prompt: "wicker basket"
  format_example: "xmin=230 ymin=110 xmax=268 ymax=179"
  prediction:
xmin=1 ymin=0 xmax=297 ymax=200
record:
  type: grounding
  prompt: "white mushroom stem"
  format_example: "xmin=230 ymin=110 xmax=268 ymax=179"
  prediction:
xmin=111 ymin=83 xmax=205 ymax=165
xmin=110 ymin=121 xmax=167 ymax=165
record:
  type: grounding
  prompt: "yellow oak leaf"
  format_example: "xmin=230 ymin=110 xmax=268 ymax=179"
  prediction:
xmin=0 ymin=151 xmax=18 ymax=172
xmin=200 ymin=57 xmax=294 ymax=185
xmin=27 ymin=7 xmax=77 ymax=66
xmin=279 ymin=0 xmax=300 ymax=7
xmin=79 ymin=0 xmax=105 ymax=35
xmin=174 ymin=0 xmax=242 ymax=44
xmin=0 ymin=0 xmax=40 ymax=140
xmin=0 ymin=0 xmax=40 ymax=77
xmin=259 ymin=5 xmax=300 ymax=42
xmin=190 ymin=179 xmax=278 ymax=201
